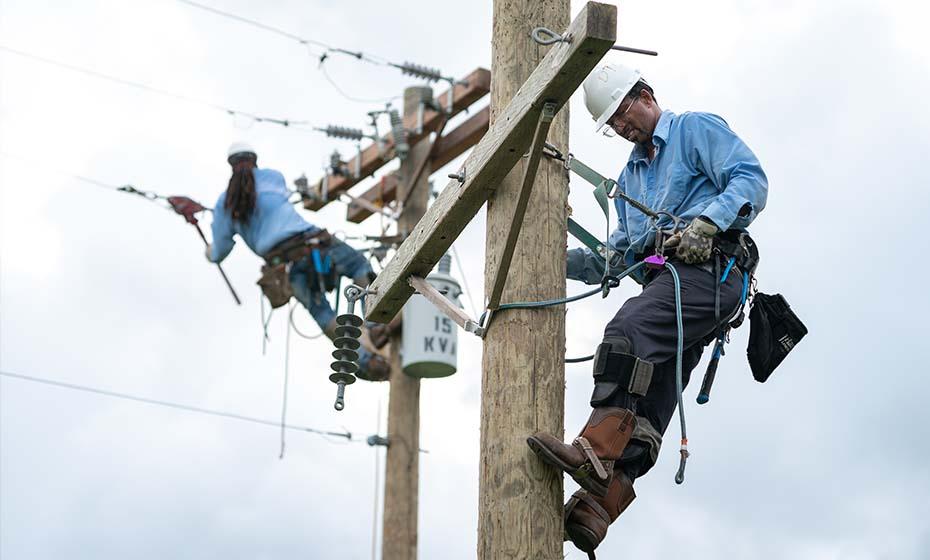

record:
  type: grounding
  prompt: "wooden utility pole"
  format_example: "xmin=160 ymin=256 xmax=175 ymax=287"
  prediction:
xmin=360 ymin=3 xmax=613 ymax=554
xmin=381 ymin=85 xmax=433 ymax=560
xmin=479 ymin=1 xmax=570 ymax=558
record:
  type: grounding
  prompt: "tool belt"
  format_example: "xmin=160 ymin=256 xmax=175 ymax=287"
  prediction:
xmin=714 ymin=229 xmax=759 ymax=276
xmin=264 ymin=229 xmax=333 ymax=265
xmin=258 ymin=229 xmax=336 ymax=308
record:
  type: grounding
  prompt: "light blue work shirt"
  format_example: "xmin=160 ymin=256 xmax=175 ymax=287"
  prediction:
xmin=209 ymin=168 xmax=319 ymax=262
xmin=568 ymin=110 xmax=768 ymax=284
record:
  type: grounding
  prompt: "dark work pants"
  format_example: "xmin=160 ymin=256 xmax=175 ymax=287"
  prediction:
xmin=600 ymin=257 xmax=743 ymax=474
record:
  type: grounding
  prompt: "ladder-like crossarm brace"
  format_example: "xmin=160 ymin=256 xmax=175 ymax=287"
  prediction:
xmin=486 ymin=101 xmax=557 ymax=311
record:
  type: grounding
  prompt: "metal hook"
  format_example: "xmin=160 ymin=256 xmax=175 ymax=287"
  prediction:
xmin=675 ymin=445 xmax=689 ymax=484
xmin=531 ymin=27 xmax=567 ymax=46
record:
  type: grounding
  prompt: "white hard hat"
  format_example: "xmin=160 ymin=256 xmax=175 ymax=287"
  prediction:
xmin=582 ymin=62 xmax=642 ymax=132
xmin=227 ymin=141 xmax=257 ymax=163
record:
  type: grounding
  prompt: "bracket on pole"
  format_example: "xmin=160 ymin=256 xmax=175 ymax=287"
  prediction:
xmin=485 ymin=101 xmax=558 ymax=311
xmin=408 ymin=276 xmax=485 ymax=336
xmin=340 ymin=192 xmax=398 ymax=221
xmin=399 ymin=116 xmax=449 ymax=211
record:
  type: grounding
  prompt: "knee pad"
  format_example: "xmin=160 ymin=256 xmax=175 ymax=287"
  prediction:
xmin=590 ymin=337 xmax=655 ymax=408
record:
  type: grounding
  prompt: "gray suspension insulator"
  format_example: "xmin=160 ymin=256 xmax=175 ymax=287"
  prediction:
xmin=318 ymin=125 xmax=367 ymax=141
xmin=329 ymin=284 xmax=365 ymax=411
xmin=389 ymin=109 xmax=409 ymax=161
xmin=397 ymin=61 xmax=443 ymax=83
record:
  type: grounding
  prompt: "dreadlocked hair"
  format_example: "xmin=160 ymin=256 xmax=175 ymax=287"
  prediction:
xmin=225 ymin=156 xmax=257 ymax=225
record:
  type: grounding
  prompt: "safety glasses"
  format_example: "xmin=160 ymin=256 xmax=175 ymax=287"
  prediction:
xmin=601 ymin=96 xmax=639 ymax=138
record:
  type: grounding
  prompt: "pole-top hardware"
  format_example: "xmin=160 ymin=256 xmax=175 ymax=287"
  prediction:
xmin=448 ymin=168 xmax=466 ymax=184
xmin=531 ymin=25 xmax=659 ymax=56
xmin=367 ymin=435 xmax=390 ymax=447
xmin=329 ymin=284 xmax=374 ymax=411
xmin=531 ymin=27 xmax=570 ymax=46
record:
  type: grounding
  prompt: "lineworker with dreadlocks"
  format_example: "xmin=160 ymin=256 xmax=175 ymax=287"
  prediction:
xmin=205 ymin=142 xmax=391 ymax=381
xmin=526 ymin=61 xmax=768 ymax=557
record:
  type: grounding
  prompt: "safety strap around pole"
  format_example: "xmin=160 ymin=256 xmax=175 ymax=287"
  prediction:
xmin=566 ymin=158 xmax=611 ymax=220
xmin=567 ymin=217 xmax=606 ymax=256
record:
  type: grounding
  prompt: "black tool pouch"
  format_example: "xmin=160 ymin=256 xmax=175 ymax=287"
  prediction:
xmin=746 ymin=293 xmax=808 ymax=382
xmin=257 ymin=263 xmax=293 ymax=308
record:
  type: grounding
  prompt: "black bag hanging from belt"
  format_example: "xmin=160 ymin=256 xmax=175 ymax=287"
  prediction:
xmin=746 ymin=293 xmax=808 ymax=382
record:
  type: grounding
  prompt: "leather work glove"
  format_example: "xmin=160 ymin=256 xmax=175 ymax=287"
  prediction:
xmin=204 ymin=243 xmax=213 ymax=262
xmin=674 ymin=217 xmax=719 ymax=264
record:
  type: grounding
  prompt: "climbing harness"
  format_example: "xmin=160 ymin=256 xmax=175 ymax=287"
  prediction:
xmin=476 ymin=143 xmax=699 ymax=483
xmin=260 ymin=229 xmax=337 ymax=309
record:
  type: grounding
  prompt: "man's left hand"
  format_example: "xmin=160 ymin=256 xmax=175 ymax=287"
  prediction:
xmin=204 ymin=243 xmax=213 ymax=262
xmin=675 ymin=217 xmax=718 ymax=264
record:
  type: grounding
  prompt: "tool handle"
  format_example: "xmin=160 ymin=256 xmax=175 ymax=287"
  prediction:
xmin=697 ymin=355 xmax=719 ymax=405
xmin=193 ymin=223 xmax=242 ymax=305
xmin=697 ymin=342 xmax=723 ymax=404
xmin=215 ymin=262 xmax=242 ymax=305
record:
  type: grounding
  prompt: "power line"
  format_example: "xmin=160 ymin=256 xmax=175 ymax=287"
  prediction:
xmin=0 ymin=44 xmax=313 ymax=129
xmin=0 ymin=369 xmax=358 ymax=442
xmin=319 ymin=63 xmax=400 ymax=105
xmin=175 ymin=0 xmax=390 ymax=66
xmin=0 ymin=151 xmax=180 ymax=209
xmin=174 ymin=0 xmax=460 ymax=102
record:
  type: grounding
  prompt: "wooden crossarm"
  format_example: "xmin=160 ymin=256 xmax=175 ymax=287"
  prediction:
xmin=364 ymin=2 xmax=616 ymax=323
xmin=346 ymin=106 xmax=490 ymax=223
xmin=303 ymin=68 xmax=491 ymax=212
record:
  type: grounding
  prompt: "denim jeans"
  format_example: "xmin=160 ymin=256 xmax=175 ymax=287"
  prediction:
xmin=289 ymin=238 xmax=375 ymax=368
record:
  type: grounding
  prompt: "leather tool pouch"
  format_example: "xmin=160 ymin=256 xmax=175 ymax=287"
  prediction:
xmin=747 ymin=292 xmax=808 ymax=382
xmin=257 ymin=263 xmax=293 ymax=308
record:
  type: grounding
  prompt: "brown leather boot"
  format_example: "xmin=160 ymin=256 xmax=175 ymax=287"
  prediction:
xmin=526 ymin=407 xmax=635 ymax=497
xmin=368 ymin=315 xmax=401 ymax=350
xmin=564 ymin=470 xmax=635 ymax=557
xmin=356 ymin=354 xmax=390 ymax=382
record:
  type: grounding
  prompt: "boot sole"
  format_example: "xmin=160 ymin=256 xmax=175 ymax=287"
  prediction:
xmin=526 ymin=436 xmax=609 ymax=497
xmin=565 ymin=522 xmax=599 ymax=553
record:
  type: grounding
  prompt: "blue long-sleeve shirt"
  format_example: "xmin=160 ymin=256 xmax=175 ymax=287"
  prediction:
xmin=209 ymin=168 xmax=319 ymax=262
xmin=568 ymin=110 xmax=768 ymax=284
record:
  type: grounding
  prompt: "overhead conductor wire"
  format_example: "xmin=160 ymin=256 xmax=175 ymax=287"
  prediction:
xmin=175 ymin=0 xmax=439 ymax=105
xmin=0 ymin=45 xmax=313 ymax=129
xmin=0 ymin=370 xmax=356 ymax=441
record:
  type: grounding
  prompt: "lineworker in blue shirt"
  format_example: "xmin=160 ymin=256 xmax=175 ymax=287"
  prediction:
xmin=527 ymin=61 xmax=768 ymax=556
xmin=205 ymin=142 xmax=391 ymax=381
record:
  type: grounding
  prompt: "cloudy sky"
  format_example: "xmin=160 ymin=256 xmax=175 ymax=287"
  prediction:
xmin=2 ymin=0 xmax=929 ymax=559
